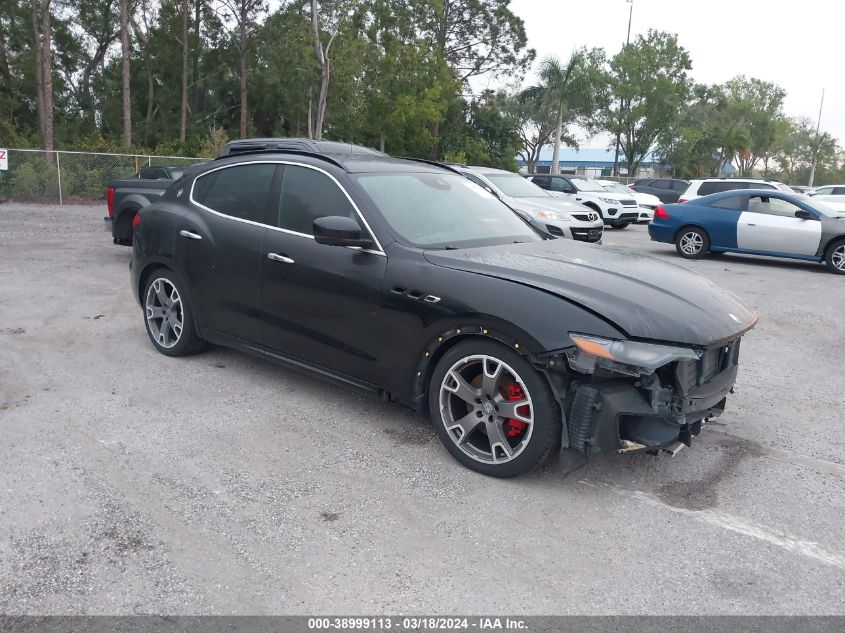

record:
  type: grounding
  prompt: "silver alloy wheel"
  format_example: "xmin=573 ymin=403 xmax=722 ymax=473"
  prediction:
xmin=438 ymin=354 xmax=534 ymax=465
xmin=145 ymin=277 xmax=183 ymax=349
xmin=833 ymin=245 xmax=845 ymax=271
xmin=680 ymin=231 xmax=704 ymax=255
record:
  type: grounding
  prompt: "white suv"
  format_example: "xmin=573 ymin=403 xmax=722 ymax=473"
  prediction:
xmin=679 ymin=178 xmax=795 ymax=203
xmin=528 ymin=174 xmax=640 ymax=228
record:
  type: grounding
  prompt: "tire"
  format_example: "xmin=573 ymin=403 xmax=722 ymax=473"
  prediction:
xmin=428 ymin=339 xmax=561 ymax=478
xmin=142 ymin=267 xmax=206 ymax=356
xmin=825 ymin=239 xmax=845 ymax=275
xmin=610 ymin=221 xmax=631 ymax=229
xmin=675 ymin=226 xmax=710 ymax=259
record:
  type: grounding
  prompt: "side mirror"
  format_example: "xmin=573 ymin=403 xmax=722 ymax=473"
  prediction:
xmin=795 ymin=209 xmax=815 ymax=220
xmin=807 ymin=191 xmax=817 ymax=196
xmin=313 ymin=216 xmax=373 ymax=248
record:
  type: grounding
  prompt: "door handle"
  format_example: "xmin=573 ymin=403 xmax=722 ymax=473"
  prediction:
xmin=268 ymin=253 xmax=295 ymax=264
xmin=179 ymin=230 xmax=202 ymax=240
xmin=746 ymin=223 xmax=756 ymax=227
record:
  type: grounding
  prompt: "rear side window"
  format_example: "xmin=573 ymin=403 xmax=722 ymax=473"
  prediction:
xmin=706 ymin=195 xmax=744 ymax=211
xmin=276 ymin=165 xmax=356 ymax=235
xmin=654 ymin=179 xmax=671 ymax=189
xmin=531 ymin=176 xmax=550 ymax=189
xmin=671 ymin=180 xmax=689 ymax=191
xmin=698 ymin=181 xmax=736 ymax=195
xmin=192 ymin=163 xmax=276 ymax=223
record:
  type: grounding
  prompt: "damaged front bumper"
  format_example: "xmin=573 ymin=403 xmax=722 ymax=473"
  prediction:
xmin=541 ymin=338 xmax=742 ymax=454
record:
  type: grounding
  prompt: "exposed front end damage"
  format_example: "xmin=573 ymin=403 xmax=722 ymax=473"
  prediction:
xmin=539 ymin=337 xmax=744 ymax=455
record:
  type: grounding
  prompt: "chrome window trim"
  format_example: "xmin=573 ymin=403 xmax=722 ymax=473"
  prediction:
xmin=188 ymin=159 xmax=386 ymax=256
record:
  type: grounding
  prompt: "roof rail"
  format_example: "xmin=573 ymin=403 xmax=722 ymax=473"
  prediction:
xmin=399 ymin=157 xmax=463 ymax=174
xmin=214 ymin=148 xmax=348 ymax=171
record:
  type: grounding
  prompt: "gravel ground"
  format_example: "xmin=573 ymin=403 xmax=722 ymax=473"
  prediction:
xmin=1 ymin=203 xmax=844 ymax=615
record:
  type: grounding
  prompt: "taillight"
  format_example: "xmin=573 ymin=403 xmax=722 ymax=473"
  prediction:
xmin=132 ymin=213 xmax=141 ymax=229
xmin=678 ymin=198 xmax=687 ymax=204
xmin=107 ymin=187 xmax=115 ymax=218
xmin=654 ymin=205 xmax=669 ymax=219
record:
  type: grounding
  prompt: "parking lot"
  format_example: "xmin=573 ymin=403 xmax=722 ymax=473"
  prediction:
xmin=1 ymin=202 xmax=844 ymax=615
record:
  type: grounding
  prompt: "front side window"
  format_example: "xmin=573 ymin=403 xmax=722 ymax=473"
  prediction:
xmin=549 ymin=177 xmax=573 ymax=193
xmin=531 ymin=176 xmax=551 ymax=189
xmin=354 ymin=172 xmax=541 ymax=249
xmin=192 ymin=163 xmax=276 ymax=224
xmin=747 ymin=195 xmax=804 ymax=217
xmin=276 ymin=165 xmax=356 ymax=235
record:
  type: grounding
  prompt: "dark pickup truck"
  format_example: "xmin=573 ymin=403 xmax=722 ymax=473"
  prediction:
xmin=105 ymin=165 xmax=203 ymax=244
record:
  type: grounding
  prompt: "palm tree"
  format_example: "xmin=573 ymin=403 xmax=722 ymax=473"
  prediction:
xmin=538 ymin=54 xmax=582 ymax=174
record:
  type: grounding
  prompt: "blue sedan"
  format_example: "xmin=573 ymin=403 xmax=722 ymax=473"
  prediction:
xmin=648 ymin=189 xmax=845 ymax=275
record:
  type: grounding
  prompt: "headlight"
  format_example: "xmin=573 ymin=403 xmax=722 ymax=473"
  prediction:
xmin=531 ymin=209 xmax=568 ymax=220
xmin=599 ymin=197 xmax=618 ymax=205
xmin=569 ymin=333 xmax=700 ymax=371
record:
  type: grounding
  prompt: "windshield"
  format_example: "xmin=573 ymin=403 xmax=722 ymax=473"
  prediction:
xmin=808 ymin=199 xmax=844 ymax=217
xmin=599 ymin=182 xmax=630 ymax=194
xmin=354 ymin=172 xmax=542 ymax=249
xmin=571 ymin=178 xmax=607 ymax=192
xmin=483 ymin=172 xmax=550 ymax=198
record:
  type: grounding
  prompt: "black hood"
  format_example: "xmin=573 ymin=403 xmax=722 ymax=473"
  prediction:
xmin=424 ymin=240 xmax=757 ymax=347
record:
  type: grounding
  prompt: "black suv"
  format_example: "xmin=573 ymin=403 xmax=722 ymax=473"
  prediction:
xmin=631 ymin=178 xmax=689 ymax=203
xmin=130 ymin=149 xmax=756 ymax=477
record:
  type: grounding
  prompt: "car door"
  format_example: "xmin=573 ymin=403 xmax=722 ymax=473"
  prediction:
xmin=180 ymin=162 xmax=277 ymax=343
xmin=701 ymin=194 xmax=746 ymax=249
xmin=260 ymin=163 xmax=389 ymax=384
xmin=737 ymin=194 xmax=822 ymax=256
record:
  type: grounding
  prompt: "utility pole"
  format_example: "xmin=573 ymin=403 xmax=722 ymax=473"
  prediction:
xmin=612 ymin=0 xmax=633 ymax=177
xmin=808 ymin=88 xmax=825 ymax=188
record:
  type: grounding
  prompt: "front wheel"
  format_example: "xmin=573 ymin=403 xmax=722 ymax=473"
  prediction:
xmin=675 ymin=227 xmax=710 ymax=259
xmin=428 ymin=340 xmax=560 ymax=477
xmin=825 ymin=239 xmax=845 ymax=275
xmin=142 ymin=268 xmax=206 ymax=356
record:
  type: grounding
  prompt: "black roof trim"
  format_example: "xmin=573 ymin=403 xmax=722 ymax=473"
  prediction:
xmin=213 ymin=148 xmax=348 ymax=171
xmin=398 ymin=157 xmax=463 ymax=175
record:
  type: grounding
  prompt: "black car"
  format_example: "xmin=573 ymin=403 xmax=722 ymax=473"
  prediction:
xmin=631 ymin=178 xmax=689 ymax=203
xmin=130 ymin=150 xmax=757 ymax=477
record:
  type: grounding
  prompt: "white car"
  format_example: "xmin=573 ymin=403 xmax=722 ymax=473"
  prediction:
xmin=527 ymin=174 xmax=640 ymax=229
xmin=456 ymin=166 xmax=604 ymax=243
xmin=808 ymin=185 xmax=845 ymax=212
xmin=679 ymin=178 xmax=795 ymax=203
xmin=595 ymin=179 xmax=660 ymax=223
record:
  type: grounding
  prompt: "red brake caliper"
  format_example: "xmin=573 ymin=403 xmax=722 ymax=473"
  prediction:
xmin=503 ymin=383 xmax=529 ymax=438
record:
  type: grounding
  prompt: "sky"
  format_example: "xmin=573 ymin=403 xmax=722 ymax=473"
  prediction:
xmin=476 ymin=0 xmax=844 ymax=149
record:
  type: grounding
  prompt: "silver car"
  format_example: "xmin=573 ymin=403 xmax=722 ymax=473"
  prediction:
xmin=455 ymin=166 xmax=604 ymax=243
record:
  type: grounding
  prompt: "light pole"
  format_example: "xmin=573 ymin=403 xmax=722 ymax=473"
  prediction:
xmin=808 ymin=88 xmax=825 ymax=187
xmin=612 ymin=0 xmax=633 ymax=178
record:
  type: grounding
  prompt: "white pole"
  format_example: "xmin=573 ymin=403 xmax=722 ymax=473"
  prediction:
xmin=808 ymin=88 xmax=825 ymax=188
xmin=56 ymin=151 xmax=63 ymax=206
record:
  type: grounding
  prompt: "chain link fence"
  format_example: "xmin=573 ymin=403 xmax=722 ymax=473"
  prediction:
xmin=0 ymin=149 xmax=206 ymax=205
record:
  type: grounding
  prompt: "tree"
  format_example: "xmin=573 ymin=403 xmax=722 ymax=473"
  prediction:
xmin=30 ymin=0 xmax=55 ymax=151
xmin=180 ymin=0 xmax=189 ymax=141
xmin=218 ymin=0 xmax=267 ymax=138
xmin=119 ymin=0 xmax=131 ymax=146
xmin=504 ymin=87 xmax=558 ymax=174
xmin=418 ymin=0 xmax=533 ymax=81
xmin=721 ymin=76 xmax=786 ymax=176
xmin=310 ymin=0 xmax=333 ymax=139
xmin=599 ymin=30 xmax=691 ymax=176
xmin=537 ymin=48 xmax=606 ymax=174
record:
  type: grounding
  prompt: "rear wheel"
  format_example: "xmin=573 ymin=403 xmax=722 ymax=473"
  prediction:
xmin=825 ymin=239 xmax=845 ymax=275
xmin=675 ymin=226 xmax=710 ymax=259
xmin=429 ymin=339 xmax=560 ymax=477
xmin=142 ymin=268 xmax=205 ymax=356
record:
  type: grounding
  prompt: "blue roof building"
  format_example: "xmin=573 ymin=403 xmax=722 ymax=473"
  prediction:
xmin=517 ymin=147 xmax=664 ymax=176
